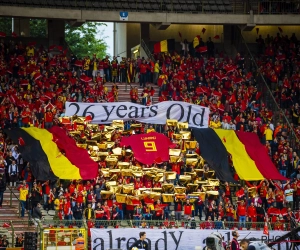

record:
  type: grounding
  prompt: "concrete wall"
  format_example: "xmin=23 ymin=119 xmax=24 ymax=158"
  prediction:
xmin=1 ymin=6 xmax=300 ymax=25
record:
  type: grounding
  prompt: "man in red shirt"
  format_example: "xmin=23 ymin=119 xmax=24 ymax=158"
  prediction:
xmin=184 ymin=199 xmax=193 ymax=219
xmin=139 ymin=60 xmax=147 ymax=88
xmin=21 ymin=107 xmax=31 ymax=127
xmin=237 ymin=200 xmax=247 ymax=229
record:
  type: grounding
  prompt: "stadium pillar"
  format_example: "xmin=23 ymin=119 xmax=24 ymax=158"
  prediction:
xmin=13 ymin=18 xmax=30 ymax=37
xmin=223 ymin=24 xmax=238 ymax=56
xmin=140 ymin=23 xmax=150 ymax=43
xmin=127 ymin=23 xmax=141 ymax=58
xmin=48 ymin=19 xmax=65 ymax=46
xmin=115 ymin=22 xmax=127 ymax=58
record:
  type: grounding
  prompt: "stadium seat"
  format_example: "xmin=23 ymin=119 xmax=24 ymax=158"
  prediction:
xmin=223 ymin=0 xmax=230 ymax=5
xmin=208 ymin=0 xmax=215 ymax=4
xmin=121 ymin=2 xmax=130 ymax=10
xmin=114 ymin=2 xmax=123 ymax=10
xmin=152 ymin=3 xmax=159 ymax=10
xmin=218 ymin=5 xmax=226 ymax=12
xmin=106 ymin=2 xmax=114 ymax=9
xmin=215 ymin=0 xmax=223 ymax=5
xmin=92 ymin=1 xmax=101 ymax=8
xmin=16 ymin=0 xmax=25 ymax=4
xmin=210 ymin=5 xmax=218 ymax=12
xmin=188 ymin=4 xmax=196 ymax=11
xmin=137 ymin=3 xmax=144 ymax=10
xmin=129 ymin=2 xmax=137 ymax=10
xmin=54 ymin=0 xmax=63 ymax=7
xmin=99 ymin=2 xmax=107 ymax=9
xmin=76 ymin=1 xmax=86 ymax=8
xmin=203 ymin=5 xmax=211 ymax=12
xmin=174 ymin=4 xmax=183 ymax=12
xmin=225 ymin=4 xmax=232 ymax=12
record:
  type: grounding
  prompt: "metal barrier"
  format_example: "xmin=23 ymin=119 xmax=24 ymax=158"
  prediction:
xmin=0 ymin=220 xmax=39 ymax=248
xmin=0 ymin=219 xmax=295 ymax=249
xmin=40 ymin=219 xmax=294 ymax=231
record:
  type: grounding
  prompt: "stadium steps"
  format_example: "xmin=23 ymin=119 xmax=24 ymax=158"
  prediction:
xmin=0 ymin=189 xmax=36 ymax=247
xmin=104 ymin=82 xmax=160 ymax=103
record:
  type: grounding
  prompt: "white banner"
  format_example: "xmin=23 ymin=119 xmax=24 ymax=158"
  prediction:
xmin=65 ymin=101 xmax=210 ymax=128
xmin=91 ymin=228 xmax=289 ymax=250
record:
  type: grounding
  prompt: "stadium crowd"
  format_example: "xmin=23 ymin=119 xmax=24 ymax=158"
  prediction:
xmin=0 ymin=31 xmax=299 ymax=236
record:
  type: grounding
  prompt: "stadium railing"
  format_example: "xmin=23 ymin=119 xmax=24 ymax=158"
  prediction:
xmin=0 ymin=219 xmax=294 ymax=249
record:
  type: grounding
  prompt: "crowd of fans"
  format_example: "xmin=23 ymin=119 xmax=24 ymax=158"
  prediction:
xmin=0 ymin=31 xmax=299 ymax=235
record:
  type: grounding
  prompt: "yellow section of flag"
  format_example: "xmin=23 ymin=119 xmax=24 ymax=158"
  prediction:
xmin=22 ymin=127 xmax=81 ymax=179
xmin=214 ymin=129 xmax=264 ymax=180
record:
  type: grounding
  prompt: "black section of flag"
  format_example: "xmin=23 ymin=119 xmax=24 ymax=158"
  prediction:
xmin=5 ymin=128 xmax=57 ymax=181
xmin=192 ymin=128 xmax=235 ymax=182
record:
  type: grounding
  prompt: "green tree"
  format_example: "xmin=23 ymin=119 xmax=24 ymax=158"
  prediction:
xmin=65 ymin=22 xmax=108 ymax=59
xmin=29 ymin=19 xmax=47 ymax=37
xmin=0 ymin=17 xmax=12 ymax=35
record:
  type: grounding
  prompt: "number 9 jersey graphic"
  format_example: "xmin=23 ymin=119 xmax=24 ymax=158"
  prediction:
xmin=120 ymin=132 xmax=174 ymax=165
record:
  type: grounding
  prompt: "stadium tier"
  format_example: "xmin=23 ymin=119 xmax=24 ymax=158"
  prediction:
xmin=0 ymin=1 xmax=300 ymax=249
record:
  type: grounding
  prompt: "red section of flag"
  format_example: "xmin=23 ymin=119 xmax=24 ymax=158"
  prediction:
xmin=12 ymin=32 xmax=17 ymax=38
xmin=80 ymin=75 xmax=92 ymax=83
xmin=154 ymin=157 xmax=163 ymax=164
xmin=85 ymin=115 xmax=92 ymax=122
xmin=198 ymin=46 xmax=207 ymax=53
xmin=49 ymin=45 xmax=56 ymax=51
xmin=222 ymin=137 xmax=226 ymax=143
xmin=18 ymin=137 xmax=25 ymax=146
xmin=27 ymin=41 xmax=37 ymax=47
xmin=162 ymin=62 xmax=166 ymax=73
xmin=263 ymin=222 xmax=269 ymax=235
xmin=213 ymin=35 xmax=220 ymax=39
xmin=0 ymin=32 xmax=6 ymax=37
xmin=49 ymin=126 xmax=98 ymax=180
xmin=74 ymin=60 xmax=83 ymax=67
xmin=235 ymin=189 xmax=245 ymax=198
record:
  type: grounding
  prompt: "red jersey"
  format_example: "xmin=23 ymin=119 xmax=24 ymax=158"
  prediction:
xmin=184 ymin=204 xmax=192 ymax=215
xmin=237 ymin=204 xmax=247 ymax=216
xmin=120 ymin=132 xmax=173 ymax=165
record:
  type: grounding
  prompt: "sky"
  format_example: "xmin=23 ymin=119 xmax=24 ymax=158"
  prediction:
xmin=99 ymin=22 xmax=114 ymax=57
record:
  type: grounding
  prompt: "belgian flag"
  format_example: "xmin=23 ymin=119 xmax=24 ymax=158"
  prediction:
xmin=153 ymin=39 xmax=175 ymax=53
xmin=193 ymin=128 xmax=286 ymax=181
xmin=5 ymin=127 xmax=98 ymax=180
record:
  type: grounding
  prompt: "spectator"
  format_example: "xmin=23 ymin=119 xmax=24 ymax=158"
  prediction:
xmin=32 ymin=203 xmax=43 ymax=226
xmin=8 ymin=159 xmax=18 ymax=187
xmin=19 ymin=184 xmax=28 ymax=218
xmin=284 ymin=184 xmax=294 ymax=209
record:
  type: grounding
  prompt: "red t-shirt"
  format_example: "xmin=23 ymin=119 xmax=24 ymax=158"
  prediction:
xmin=120 ymin=132 xmax=172 ymax=164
